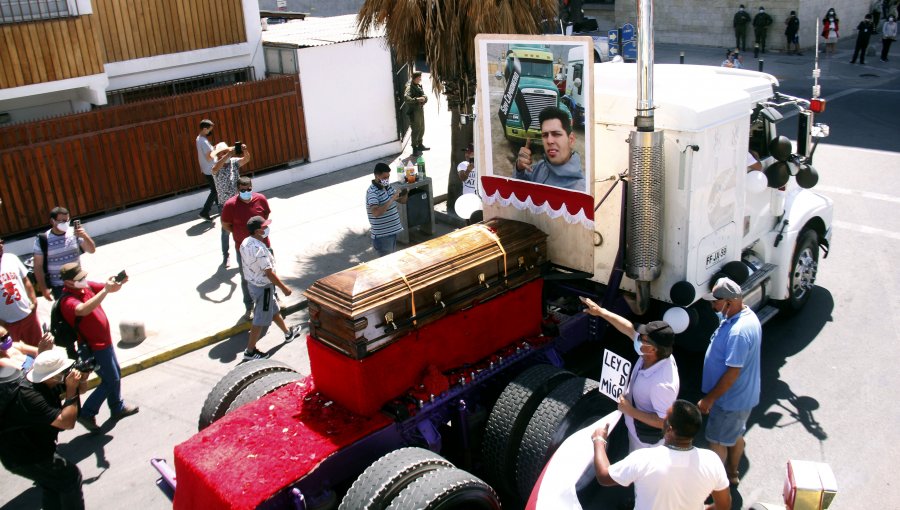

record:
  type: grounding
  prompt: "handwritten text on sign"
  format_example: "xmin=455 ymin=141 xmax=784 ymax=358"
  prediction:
xmin=599 ymin=350 xmax=632 ymax=401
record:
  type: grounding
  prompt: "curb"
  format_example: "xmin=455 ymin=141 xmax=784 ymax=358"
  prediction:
xmin=84 ymin=299 xmax=309 ymax=390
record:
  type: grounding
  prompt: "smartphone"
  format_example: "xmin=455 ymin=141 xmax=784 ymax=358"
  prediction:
xmin=42 ymin=322 xmax=49 ymax=334
xmin=115 ymin=270 xmax=127 ymax=283
xmin=73 ymin=219 xmax=82 ymax=229
xmin=234 ymin=141 xmax=243 ymax=156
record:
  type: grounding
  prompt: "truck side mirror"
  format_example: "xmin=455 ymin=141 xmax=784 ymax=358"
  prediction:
xmin=760 ymin=107 xmax=782 ymax=123
xmin=573 ymin=77 xmax=582 ymax=94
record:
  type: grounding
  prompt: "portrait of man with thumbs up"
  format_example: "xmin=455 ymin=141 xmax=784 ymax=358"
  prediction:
xmin=514 ymin=106 xmax=585 ymax=191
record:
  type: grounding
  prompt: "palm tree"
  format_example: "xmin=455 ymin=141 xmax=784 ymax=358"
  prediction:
xmin=358 ymin=0 xmax=559 ymax=215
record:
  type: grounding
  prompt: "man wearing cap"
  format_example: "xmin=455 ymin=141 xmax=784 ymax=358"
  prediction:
xmin=592 ymin=400 xmax=732 ymax=510
xmin=581 ymin=297 xmax=680 ymax=451
xmin=58 ymin=262 xmax=138 ymax=432
xmin=366 ymin=163 xmax=408 ymax=257
xmin=752 ymin=6 xmax=773 ymax=54
xmin=733 ymin=5 xmax=752 ymax=52
xmin=239 ymin=216 xmax=301 ymax=360
xmin=197 ymin=119 xmax=219 ymax=221
xmin=457 ymin=143 xmax=478 ymax=196
xmin=0 ymin=350 xmax=88 ymax=508
xmin=221 ymin=176 xmax=271 ymax=319
xmin=1 ymin=237 xmax=42 ymax=347
xmin=33 ymin=206 xmax=97 ymax=300
xmin=404 ymin=71 xmax=429 ymax=153
xmin=699 ymin=277 xmax=762 ymax=486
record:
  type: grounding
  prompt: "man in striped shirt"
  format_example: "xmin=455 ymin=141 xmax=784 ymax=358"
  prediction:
xmin=366 ymin=163 xmax=408 ymax=257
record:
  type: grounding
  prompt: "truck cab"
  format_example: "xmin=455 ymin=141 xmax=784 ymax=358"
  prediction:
xmin=501 ymin=44 xmax=572 ymax=142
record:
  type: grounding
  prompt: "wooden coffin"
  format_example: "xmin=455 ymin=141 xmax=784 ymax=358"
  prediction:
xmin=304 ymin=218 xmax=548 ymax=359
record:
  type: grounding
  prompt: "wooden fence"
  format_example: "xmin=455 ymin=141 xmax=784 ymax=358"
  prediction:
xmin=0 ymin=74 xmax=307 ymax=236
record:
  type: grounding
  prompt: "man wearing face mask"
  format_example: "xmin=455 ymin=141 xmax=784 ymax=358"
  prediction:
xmin=366 ymin=163 xmax=408 ymax=257
xmin=221 ymin=176 xmax=271 ymax=319
xmin=733 ymin=5 xmax=752 ymax=52
xmin=238 ymin=216 xmax=301 ymax=361
xmin=698 ymin=277 xmax=761 ymax=486
xmin=581 ymin=297 xmax=679 ymax=452
xmin=752 ymin=6 xmax=773 ymax=53
xmin=58 ymin=262 xmax=138 ymax=432
xmin=0 ymin=350 xmax=88 ymax=509
xmin=33 ymin=206 xmax=96 ymax=301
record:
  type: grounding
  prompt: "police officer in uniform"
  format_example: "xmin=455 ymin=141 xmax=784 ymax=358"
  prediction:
xmin=404 ymin=71 xmax=429 ymax=154
xmin=753 ymin=6 xmax=774 ymax=53
xmin=733 ymin=5 xmax=752 ymax=52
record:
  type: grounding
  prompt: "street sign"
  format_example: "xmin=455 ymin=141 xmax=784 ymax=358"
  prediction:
xmin=621 ymin=23 xmax=637 ymax=61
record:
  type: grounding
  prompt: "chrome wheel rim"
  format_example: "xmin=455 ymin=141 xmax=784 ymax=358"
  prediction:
xmin=791 ymin=248 xmax=818 ymax=300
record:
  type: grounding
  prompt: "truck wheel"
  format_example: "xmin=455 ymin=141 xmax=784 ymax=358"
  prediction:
xmin=226 ymin=371 xmax=301 ymax=414
xmin=481 ymin=364 xmax=575 ymax=496
xmin=339 ymin=447 xmax=454 ymax=510
xmin=386 ymin=467 xmax=501 ymax=510
xmin=197 ymin=359 xmax=297 ymax=430
xmin=780 ymin=228 xmax=819 ymax=314
xmin=515 ymin=377 xmax=607 ymax=500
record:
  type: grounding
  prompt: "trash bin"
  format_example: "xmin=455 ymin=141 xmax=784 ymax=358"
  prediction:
xmin=396 ymin=177 xmax=435 ymax=244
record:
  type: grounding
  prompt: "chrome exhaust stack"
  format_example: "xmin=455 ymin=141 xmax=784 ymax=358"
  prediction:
xmin=625 ymin=0 xmax=665 ymax=315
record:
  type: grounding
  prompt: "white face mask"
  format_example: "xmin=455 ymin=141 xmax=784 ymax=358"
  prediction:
xmin=73 ymin=279 xmax=89 ymax=289
xmin=262 ymin=227 xmax=270 ymax=238
xmin=55 ymin=220 xmax=69 ymax=232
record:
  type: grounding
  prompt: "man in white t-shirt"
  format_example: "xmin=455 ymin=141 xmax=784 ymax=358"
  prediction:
xmin=456 ymin=143 xmax=477 ymax=196
xmin=0 ymin=239 xmax=42 ymax=347
xmin=592 ymin=400 xmax=731 ymax=510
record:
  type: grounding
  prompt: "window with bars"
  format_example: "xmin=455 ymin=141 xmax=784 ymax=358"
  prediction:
xmin=105 ymin=68 xmax=256 ymax=106
xmin=0 ymin=0 xmax=74 ymax=24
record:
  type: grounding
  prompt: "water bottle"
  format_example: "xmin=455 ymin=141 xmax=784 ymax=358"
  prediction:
xmin=417 ymin=155 xmax=426 ymax=180
xmin=396 ymin=164 xmax=404 ymax=182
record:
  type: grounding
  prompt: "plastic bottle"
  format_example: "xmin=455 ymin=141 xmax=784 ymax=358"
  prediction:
xmin=396 ymin=163 xmax=404 ymax=182
xmin=417 ymin=155 xmax=426 ymax=180
xmin=405 ymin=162 xmax=417 ymax=183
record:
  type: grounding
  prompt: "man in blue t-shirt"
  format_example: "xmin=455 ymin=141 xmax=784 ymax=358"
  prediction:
xmin=366 ymin=163 xmax=408 ymax=257
xmin=698 ymin=277 xmax=761 ymax=487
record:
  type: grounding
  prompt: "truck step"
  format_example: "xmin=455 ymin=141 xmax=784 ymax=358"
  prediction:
xmin=756 ymin=305 xmax=780 ymax=325
xmin=741 ymin=263 xmax=778 ymax=292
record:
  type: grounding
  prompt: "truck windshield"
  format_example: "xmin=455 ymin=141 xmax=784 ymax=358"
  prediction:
xmin=518 ymin=59 xmax=553 ymax=78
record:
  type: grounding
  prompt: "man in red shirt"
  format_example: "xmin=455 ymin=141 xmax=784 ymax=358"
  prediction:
xmin=220 ymin=176 xmax=271 ymax=320
xmin=59 ymin=263 xmax=138 ymax=433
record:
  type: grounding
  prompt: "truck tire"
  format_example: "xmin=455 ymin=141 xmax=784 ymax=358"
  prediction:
xmin=515 ymin=376 xmax=606 ymax=500
xmin=226 ymin=371 xmax=302 ymax=414
xmin=339 ymin=447 xmax=454 ymax=510
xmin=197 ymin=359 xmax=297 ymax=430
xmin=481 ymin=364 xmax=575 ymax=496
xmin=780 ymin=228 xmax=819 ymax=314
xmin=386 ymin=467 xmax=501 ymax=510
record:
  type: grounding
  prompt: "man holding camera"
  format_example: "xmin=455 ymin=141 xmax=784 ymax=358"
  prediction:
xmin=0 ymin=349 xmax=88 ymax=509
xmin=58 ymin=262 xmax=138 ymax=433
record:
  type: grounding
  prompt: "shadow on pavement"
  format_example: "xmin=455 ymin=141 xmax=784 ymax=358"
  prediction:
xmin=196 ymin=264 xmax=240 ymax=304
xmin=185 ymin=220 xmax=216 ymax=237
xmin=208 ymin=329 xmax=250 ymax=364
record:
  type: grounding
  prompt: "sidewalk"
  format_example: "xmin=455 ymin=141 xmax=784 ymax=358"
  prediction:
xmin=10 ymin=39 xmax=897 ymax=382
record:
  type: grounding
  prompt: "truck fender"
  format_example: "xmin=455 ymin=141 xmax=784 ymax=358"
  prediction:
xmin=765 ymin=189 xmax=833 ymax=301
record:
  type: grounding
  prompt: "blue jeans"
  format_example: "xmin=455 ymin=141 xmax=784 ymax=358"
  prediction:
xmin=201 ymin=175 xmax=218 ymax=216
xmin=235 ymin=250 xmax=252 ymax=311
xmin=221 ymin=227 xmax=230 ymax=256
xmin=372 ymin=234 xmax=397 ymax=257
xmin=81 ymin=346 xmax=124 ymax=419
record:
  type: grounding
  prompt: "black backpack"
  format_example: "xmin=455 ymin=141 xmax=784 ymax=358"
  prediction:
xmin=0 ymin=366 xmax=24 ymax=431
xmin=50 ymin=293 xmax=81 ymax=356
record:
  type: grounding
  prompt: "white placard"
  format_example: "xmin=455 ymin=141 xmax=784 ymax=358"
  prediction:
xmin=599 ymin=350 xmax=631 ymax=401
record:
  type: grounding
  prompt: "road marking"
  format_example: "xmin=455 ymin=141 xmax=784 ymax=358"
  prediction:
xmin=815 ymin=185 xmax=900 ymax=204
xmin=832 ymin=220 xmax=900 ymax=241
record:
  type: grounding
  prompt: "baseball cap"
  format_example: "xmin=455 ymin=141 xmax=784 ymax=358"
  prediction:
xmin=200 ymin=119 xmax=214 ymax=128
xmin=702 ymin=277 xmax=742 ymax=301
xmin=636 ymin=321 xmax=675 ymax=348
xmin=27 ymin=349 xmax=74 ymax=383
xmin=463 ymin=143 xmax=474 ymax=152
xmin=60 ymin=262 xmax=87 ymax=282
xmin=246 ymin=216 xmax=271 ymax=233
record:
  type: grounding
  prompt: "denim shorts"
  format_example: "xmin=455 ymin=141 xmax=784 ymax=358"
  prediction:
xmin=705 ymin=406 xmax=752 ymax=446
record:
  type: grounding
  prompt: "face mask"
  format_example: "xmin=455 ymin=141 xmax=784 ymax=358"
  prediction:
xmin=74 ymin=279 xmax=89 ymax=289
xmin=55 ymin=220 xmax=69 ymax=232
xmin=380 ymin=178 xmax=391 ymax=187
xmin=239 ymin=191 xmax=252 ymax=201
xmin=262 ymin=227 xmax=270 ymax=238
xmin=634 ymin=337 xmax=645 ymax=356
xmin=715 ymin=302 xmax=729 ymax=322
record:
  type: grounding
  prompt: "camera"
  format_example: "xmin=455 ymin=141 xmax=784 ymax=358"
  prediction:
xmin=115 ymin=270 xmax=127 ymax=283
xmin=234 ymin=141 xmax=243 ymax=156
xmin=72 ymin=344 xmax=96 ymax=373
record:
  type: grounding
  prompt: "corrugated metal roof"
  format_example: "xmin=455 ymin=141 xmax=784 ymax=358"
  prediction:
xmin=261 ymin=14 xmax=384 ymax=48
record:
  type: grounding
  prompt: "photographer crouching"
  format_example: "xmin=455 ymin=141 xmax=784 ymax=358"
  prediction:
xmin=0 ymin=350 xmax=88 ymax=509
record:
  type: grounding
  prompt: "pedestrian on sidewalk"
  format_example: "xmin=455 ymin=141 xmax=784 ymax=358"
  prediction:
xmin=221 ymin=176 xmax=271 ymax=319
xmin=32 ymin=207 xmax=97 ymax=301
xmin=58 ymin=263 xmax=139 ymax=433
xmin=733 ymin=5 xmax=752 ymax=52
xmin=211 ymin=142 xmax=251 ymax=267
xmin=882 ymin=15 xmax=897 ymax=61
xmin=1 ymin=238 xmax=42 ymax=347
xmin=404 ymin=71 xmax=429 ymax=153
xmin=0 ymin=350 xmax=88 ymax=509
xmin=752 ymin=6 xmax=773 ymax=53
xmin=850 ymin=14 xmax=876 ymax=64
xmin=457 ymin=143 xmax=478 ymax=196
xmin=239 ymin=216 xmax=300 ymax=361
xmin=822 ymin=9 xmax=840 ymax=56
xmin=785 ymin=11 xmax=802 ymax=55
xmin=366 ymin=163 xmax=408 ymax=257
xmin=196 ymin=119 xmax=219 ymax=221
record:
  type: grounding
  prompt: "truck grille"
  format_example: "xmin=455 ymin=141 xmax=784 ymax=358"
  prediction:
xmin=521 ymin=88 xmax=558 ymax=131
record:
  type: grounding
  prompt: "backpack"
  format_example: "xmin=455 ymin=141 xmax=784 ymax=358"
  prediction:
xmin=25 ymin=233 xmax=49 ymax=289
xmin=50 ymin=292 xmax=81 ymax=356
xmin=0 ymin=366 xmax=24 ymax=431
